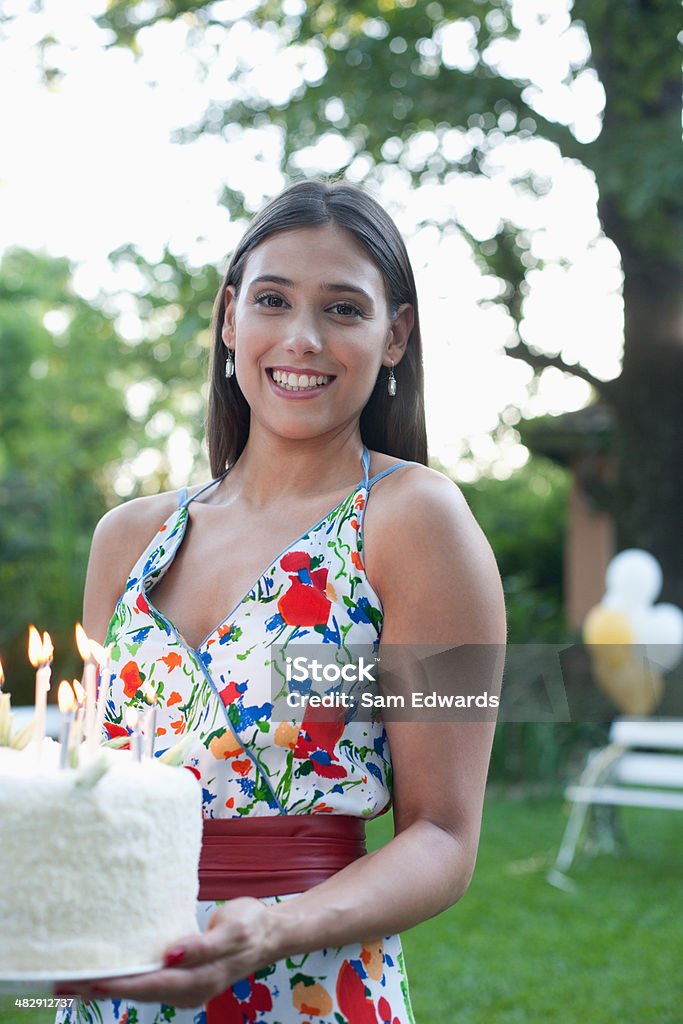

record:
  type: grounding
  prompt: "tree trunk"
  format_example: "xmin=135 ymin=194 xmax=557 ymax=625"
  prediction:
xmin=578 ymin=0 xmax=683 ymax=606
xmin=605 ymin=271 xmax=683 ymax=606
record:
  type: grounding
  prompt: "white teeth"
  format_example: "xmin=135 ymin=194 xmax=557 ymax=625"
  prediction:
xmin=271 ymin=369 xmax=331 ymax=390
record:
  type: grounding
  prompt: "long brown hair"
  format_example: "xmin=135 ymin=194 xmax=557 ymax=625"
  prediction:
xmin=206 ymin=180 xmax=428 ymax=475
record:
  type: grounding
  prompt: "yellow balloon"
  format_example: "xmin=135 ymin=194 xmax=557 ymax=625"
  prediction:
xmin=594 ymin=644 xmax=638 ymax=670
xmin=581 ymin=602 xmax=634 ymax=651
xmin=583 ymin=605 xmax=637 ymax=667
xmin=583 ymin=604 xmax=635 ymax=646
xmin=592 ymin=658 xmax=665 ymax=716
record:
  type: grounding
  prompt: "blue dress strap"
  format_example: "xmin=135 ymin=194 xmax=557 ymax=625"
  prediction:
xmin=180 ymin=468 xmax=230 ymax=509
xmin=361 ymin=445 xmax=371 ymax=486
xmin=366 ymin=459 xmax=418 ymax=491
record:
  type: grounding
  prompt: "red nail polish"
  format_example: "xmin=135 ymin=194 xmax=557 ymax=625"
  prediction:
xmin=90 ymin=985 xmax=109 ymax=995
xmin=165 ymin=947 xmax=186 ymax=967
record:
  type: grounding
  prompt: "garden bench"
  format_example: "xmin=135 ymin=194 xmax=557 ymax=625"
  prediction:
xmin=549 ymin=717 xmax=683 ymax=883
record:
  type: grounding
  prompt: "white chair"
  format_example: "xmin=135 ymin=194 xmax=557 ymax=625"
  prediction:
xmin=548 ymin=718 xmax=683 ymax=888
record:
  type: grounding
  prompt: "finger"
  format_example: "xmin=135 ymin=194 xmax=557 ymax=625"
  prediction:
xmin=54 ymin=984 xmax=90 ymax=998
xmin=163 ymin=901 xmax=259 ymax=969
xmin=84 ymin=965 xmax=222 ymax=1009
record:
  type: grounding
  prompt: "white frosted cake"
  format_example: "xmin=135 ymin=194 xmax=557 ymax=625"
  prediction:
xmin=0 ymin=742 xmax=203 ymax=975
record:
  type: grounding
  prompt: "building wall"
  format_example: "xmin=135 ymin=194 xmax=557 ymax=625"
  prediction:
xmin=566 ymin=465 xmax=615 ymax=629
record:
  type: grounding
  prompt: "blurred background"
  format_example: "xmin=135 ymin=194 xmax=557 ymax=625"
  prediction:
xmin=0 ymin=2 xmax=681 ymax=1020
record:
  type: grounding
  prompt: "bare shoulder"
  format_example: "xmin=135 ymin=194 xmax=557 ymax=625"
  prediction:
xmin=364 ymin=457 xmax=473 ymax=542
xmin=364 ymin=459 xmax=506 ymax=644
xmin=91 ymin=490 xmax=180 ymax=564
xmin=81 ymin=489 xmax=183 ymax=642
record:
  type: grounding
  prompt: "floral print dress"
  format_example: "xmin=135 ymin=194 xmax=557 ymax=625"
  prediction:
xmin=57 ymin=445 xmax=417 ymax=1024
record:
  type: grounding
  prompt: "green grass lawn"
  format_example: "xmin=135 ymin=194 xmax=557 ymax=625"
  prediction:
xmin=2 ymin=795 xmax=680 ymax=1024
xmin=371 ymin=795 xmax=683 ymax=1024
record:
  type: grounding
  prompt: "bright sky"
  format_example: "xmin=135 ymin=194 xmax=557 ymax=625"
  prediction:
xmin=0 ymin=0 xmax=623 ymax=488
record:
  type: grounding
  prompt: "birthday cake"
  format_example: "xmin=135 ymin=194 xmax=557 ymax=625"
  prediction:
xmin=0 ymin=741 xmax=203 ymax=975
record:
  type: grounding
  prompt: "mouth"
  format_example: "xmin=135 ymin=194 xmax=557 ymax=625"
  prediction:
xmin=267 ymin=368 xmax=336 ymax=393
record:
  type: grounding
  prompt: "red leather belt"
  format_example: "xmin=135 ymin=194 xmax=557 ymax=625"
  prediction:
xmin=198 ymin=815 xmax=367 ymax=900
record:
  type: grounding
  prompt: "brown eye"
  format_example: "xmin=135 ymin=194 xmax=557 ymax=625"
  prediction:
xmin=254 ymin=292 xmax=287 ymax=308
xmin=330 ymin=302 xmax=363 ymax=318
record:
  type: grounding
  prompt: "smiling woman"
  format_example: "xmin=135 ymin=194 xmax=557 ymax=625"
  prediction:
xmin=206 ymin=179 xmax=428 ymax=475
xmin=215 ymin=220 xmax=415 ymax=467
xmin=56 ymin=179 xmax=506 ymax=1024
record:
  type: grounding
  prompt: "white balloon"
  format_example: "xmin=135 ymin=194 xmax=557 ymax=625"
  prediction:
xmin=630 ymin=603 xmax=683 ymax=671
xmin=605 ymin=549 xmax=663 ymax=608
xmin=602 ymin=591 xmax=631 ymax=611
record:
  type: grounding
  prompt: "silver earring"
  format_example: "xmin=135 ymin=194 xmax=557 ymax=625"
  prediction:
xmin=387 ymin=359 xmax=397 ymax=397
xmin=225 ymin=348 xmax=234 ymax=379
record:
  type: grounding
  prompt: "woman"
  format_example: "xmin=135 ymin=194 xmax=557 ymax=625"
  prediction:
xmin=58 ymin=180 xmax=506 ymax=1023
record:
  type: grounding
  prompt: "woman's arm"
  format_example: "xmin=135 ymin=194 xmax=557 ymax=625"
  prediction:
xmin=268 ymin=467 xmax=507 ymax=942
xmin=80 ymin=467 xmax=505 ymax=1008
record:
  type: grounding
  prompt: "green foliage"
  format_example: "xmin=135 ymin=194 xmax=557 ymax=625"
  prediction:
xmin=103 ymin=242 xmax=222 ymax=471
xmin=0 ymin=249 xmax=129 ymax=698
xmin=488 ymin=720 xmax=609 ymax=785
xmin=76 ymin=0 xmax=682 ymax=363
xmin=574 ymin=0 xmax=683 ymax=262
xmin=457 ymin=458 xmax=600 ymax=788
xmin=88 ymin=1 xmax=682 ymax=265
xmin=460 ymin=457 xmax=570 ymax=643
xmin=0 ymin=247 xmax=218 ymax=701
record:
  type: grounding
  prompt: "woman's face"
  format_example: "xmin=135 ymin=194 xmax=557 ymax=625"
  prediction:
xmin=222 ymin=222 xmax=412 ymax=445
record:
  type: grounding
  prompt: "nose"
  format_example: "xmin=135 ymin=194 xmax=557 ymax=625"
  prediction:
xmin=283 ymin=310 xmax=323 ymax=356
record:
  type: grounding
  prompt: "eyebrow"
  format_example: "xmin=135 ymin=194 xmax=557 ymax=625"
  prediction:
xmin=249 ymin=274 xmax=374 ymax=305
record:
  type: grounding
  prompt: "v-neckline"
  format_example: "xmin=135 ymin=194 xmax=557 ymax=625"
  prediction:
xmin=142 ymin=448 xmax=370 ymax=654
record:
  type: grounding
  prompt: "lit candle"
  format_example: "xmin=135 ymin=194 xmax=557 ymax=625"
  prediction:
xmin=92 ymin=640 xmax=112 ymax=748
xmin=125 ymin=706 xmax=142 ymax=763
xmin=57 ymin=680 xmax=77 ymax=770
xmin=142 ymin=682 xmax=158 ymax=759
xmin=73 ymin=678 xmax=86 ymax=711
xmin=0 ymin=658 xmax=11 ymax=746
xmin=71 ymin=679 xmax=85 ymax=760
xmin=75 ymin=624 xmax=97 ymax=753
xmin=2 ymin=656 xmax=35 ymax=750
xmin=28 ymin=626 xmax=53 ymax=757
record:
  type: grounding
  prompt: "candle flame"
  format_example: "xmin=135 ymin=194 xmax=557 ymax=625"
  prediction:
xmin=90 ymin=639 xmax=109 ymax=666
xmin=0 ymin=657 xmax=4 ymax=688
xmin=28 ymin=625 xmax=52 ymax=667
xmin=57 ymin=680 xmax=77 ymax=714
xmin=73 ymin=679 xmax=86 ymax=705
xmin=124 ymin=706 xmax=139 ymax=730
xmin=28 ymin=625 xmax=43 ymax=666
xmin=42 ymin=632 xmax=54 ymax=662
xmin=75 ymin=623 xmax=92 ymax=661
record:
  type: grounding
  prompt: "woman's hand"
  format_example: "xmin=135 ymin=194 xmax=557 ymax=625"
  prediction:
xmin=57 ymin=897 xmax=282 ymax=1009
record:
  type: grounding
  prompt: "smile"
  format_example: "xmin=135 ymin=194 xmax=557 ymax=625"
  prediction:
xmin=268 ymin=368 xmax=335 ymax=393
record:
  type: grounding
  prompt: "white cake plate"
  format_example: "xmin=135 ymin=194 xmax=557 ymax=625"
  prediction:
xmin=0 ymin=962 xmax=163 ymax=994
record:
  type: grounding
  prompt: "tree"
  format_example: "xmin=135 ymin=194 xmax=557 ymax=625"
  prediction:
xmin=0 ymin=249 xmax=127 ymax=697
xmin=0 ymin=247 xmax=219 ymax=699
xmin=459 ymin=457 xmax=570 ymax=643
xmin=80 ymin=0 xmax=681 ymax=603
